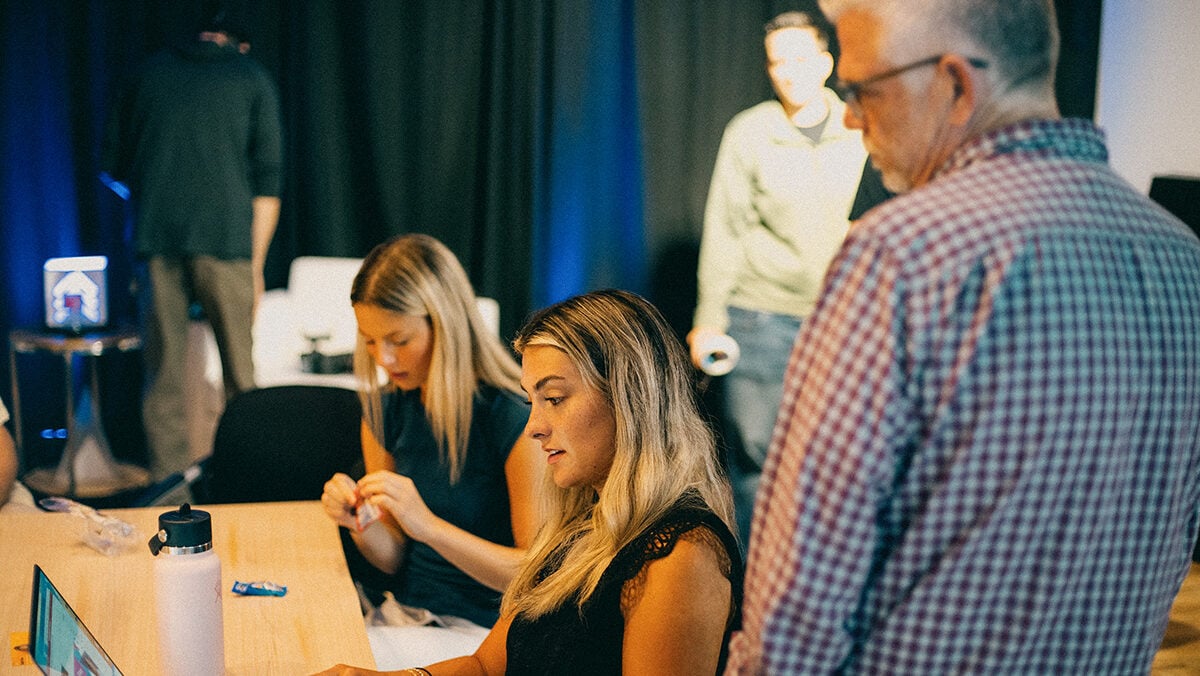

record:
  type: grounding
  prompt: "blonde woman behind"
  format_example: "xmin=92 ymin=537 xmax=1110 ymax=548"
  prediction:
xmin=317 ymin=289 xmax=743 ymax=675
xmin=320 ymin=234 xmax=543 ymax=667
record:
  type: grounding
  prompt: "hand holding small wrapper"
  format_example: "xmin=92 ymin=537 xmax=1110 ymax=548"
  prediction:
xmin=353 ymin=498 xmax=381 ymax=532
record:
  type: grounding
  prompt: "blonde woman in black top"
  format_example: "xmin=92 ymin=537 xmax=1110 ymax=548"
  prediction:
xmin=317 ymin=289 xmax=741 ymax=675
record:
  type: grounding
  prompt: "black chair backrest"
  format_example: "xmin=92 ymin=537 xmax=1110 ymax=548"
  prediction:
xmin=199 ymin=385 xmax=363 ymax=504
xmin=1149 ymin=175 xmax=1200 ymax=239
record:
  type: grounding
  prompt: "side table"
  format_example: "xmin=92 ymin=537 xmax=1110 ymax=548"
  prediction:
xmin=8 ymin=327 xmax=150 ymax=498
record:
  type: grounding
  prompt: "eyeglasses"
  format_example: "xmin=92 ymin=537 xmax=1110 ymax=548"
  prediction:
xmin=833 ymin=54 xmax=989 ymax=115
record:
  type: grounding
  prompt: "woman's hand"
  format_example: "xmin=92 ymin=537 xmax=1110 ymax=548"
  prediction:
xmin=357 ymin=471 xmax=442 ymax=543
xmin=321 ymin=472 xmax=361 ymax=530
xmin=343 ymin=434 xmax=540 ymax=593
xmin=325 ymin=470 xmax=408 ymax=574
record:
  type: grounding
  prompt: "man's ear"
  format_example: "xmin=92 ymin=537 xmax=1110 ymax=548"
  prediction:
xmin=942 ymin=55 xmax=979 ymax=126
xmin=818 ymin=52 xmax=835 ymax=82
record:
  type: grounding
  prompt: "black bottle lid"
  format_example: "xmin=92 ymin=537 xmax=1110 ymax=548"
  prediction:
xmin=147 ymin=503 xmax=214 ymax=555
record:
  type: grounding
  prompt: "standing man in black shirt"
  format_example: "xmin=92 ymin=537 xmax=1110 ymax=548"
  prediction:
xmin=101 ymin=4 xmax=282 ymax=479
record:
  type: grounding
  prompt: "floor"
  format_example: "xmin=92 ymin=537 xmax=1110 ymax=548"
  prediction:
xmin=1154 ymin=562 xmax=1200 ymax=674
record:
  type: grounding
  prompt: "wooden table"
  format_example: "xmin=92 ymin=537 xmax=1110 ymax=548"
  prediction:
xmin=1154 ymin=562 xmax=1200 ymax=674
xmin=1 ymin=501 xmax=375 ymax=674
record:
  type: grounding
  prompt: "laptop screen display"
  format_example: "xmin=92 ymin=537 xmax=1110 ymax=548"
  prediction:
xmin=28 ymin=565 xmax=123 ymax=675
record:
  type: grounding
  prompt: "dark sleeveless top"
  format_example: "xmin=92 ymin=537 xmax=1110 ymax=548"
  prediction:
xmin=505 ymin=500 xmax=743 ymax=675
xmin=383 ymin=384 xmax=529 ymax=627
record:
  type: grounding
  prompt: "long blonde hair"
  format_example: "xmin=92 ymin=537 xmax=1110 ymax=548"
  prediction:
xmin=351 ymin=233 xmax=522 ymax=482
xmin=503 ymin=289 xmax=733 ymax=617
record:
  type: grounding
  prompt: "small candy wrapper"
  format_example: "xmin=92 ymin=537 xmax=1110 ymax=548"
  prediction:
xmin=232 ymin=581 xmax=287 ymax=597
xmin=354 ymin=500 xmax=381 ymax=532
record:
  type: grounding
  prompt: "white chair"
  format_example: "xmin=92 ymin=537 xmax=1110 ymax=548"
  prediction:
xmin=253 ymin=256 xmax=364 ymax=389
xmin=475 ymin=296 xmax=500 ymax=337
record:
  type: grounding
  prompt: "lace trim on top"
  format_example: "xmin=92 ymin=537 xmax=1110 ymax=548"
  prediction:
xmin=619 ymin=522 xmax=734 ymax=616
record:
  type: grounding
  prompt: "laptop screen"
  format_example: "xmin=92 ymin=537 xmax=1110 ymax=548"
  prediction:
xmin=28 ymin=564 xmax=123 ymax=675
xmin=43 ymin=256 xmax=109 ymax=332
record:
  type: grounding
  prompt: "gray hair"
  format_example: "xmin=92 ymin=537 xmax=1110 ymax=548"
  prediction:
xmin=819 ymin=0 xmax=1059 ymax=95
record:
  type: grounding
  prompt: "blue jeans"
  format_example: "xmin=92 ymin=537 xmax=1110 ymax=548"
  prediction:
xmin=722 ymin=306 xmax=803 ymax=547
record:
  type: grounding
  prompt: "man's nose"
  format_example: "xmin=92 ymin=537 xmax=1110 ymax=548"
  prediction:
xmin=844 ymin=102 xmax=864 ymax=131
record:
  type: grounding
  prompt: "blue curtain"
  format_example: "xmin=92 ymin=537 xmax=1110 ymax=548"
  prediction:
xmin=0 ymin=0 xmax=654 ymax=390
xmin=1 ymin=3 xmax=85 ymax=332
xmin=533 ymin=0 xmax=645 ymax=306
xmin=0 ymin=1 xmax=653 ymax=468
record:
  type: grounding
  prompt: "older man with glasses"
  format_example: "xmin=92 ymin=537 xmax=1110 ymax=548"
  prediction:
xmin=728 ymin=0 xmax=1200 ymax=673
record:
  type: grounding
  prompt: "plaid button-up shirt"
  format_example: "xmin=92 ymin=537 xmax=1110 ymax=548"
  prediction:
xmin=728 ymin=118 xmax=1200 ymax=674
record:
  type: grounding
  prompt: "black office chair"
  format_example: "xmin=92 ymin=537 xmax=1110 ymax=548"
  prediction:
xmin=191 ymin=385 xmax=364 ymax=504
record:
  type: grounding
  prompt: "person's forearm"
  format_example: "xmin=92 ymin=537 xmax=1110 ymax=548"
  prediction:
xmin=420 ymin=518 xmax=526 ymax=592
xmin=0 ymin=431 xmax=17 ymax=506
xmin=350 ymin=518 xmax=408 ymax=575
xmin=694 ymin=129 xmax=751 ymax=331
xmin=426 ymin=611 xmax=512 ymax=674
xmin=0 ymin=473 xmax=14 ymax=506
xmin=423 ymin=655 xmax=489 ymax=675
xmin=250 ymin=195 xmax=281 ymax=273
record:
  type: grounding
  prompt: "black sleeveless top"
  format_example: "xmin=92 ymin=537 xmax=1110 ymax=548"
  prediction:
xmin=505 ymin=500 xmax=743 ymax=675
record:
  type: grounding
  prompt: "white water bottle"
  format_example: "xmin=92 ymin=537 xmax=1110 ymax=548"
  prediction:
xmin=148 ymin=503 xmax=225 ymax=675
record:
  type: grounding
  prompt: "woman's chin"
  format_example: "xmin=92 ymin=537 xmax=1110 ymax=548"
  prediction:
xmin=390 ymin=376 xmax=419 ymax=391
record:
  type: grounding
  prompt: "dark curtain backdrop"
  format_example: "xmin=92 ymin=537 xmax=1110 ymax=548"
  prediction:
xmin=0 ymin=0 xmax=1100 ymax=465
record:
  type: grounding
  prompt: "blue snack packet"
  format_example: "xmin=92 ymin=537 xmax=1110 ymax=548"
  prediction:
xmin=231 ymin=580 xmax=288 ymax=597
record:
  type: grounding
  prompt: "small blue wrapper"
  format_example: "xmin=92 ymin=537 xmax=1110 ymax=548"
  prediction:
xmin=232 ymin=580 xmax=288 ymax=597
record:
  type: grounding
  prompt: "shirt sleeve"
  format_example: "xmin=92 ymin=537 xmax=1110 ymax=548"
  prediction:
xmin=694 ymin=120 xmax=755 ymax=331
xmin=485 ymin=388 xmax=531 ymax=462
xmin=727 ymin=227 xmax=913 ymax=673
xmin=248 ymin=67 xmax=283 ymax=198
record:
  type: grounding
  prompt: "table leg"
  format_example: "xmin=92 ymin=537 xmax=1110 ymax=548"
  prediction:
xmin=8 ymin=343 xmax=22 ymax=460
xmin=62 ymin=352 xmax=77 ymax=496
